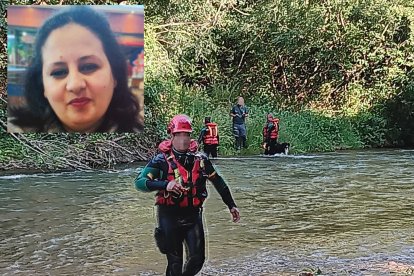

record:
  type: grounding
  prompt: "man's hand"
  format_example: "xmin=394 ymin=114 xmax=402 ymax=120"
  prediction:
xmin=230 ymin=207 xmax=240 ymax=223
xmin=262 ymin=143 xmax=267 ymax=150
xmin=166 ymin=179 xmax=185 ymax=195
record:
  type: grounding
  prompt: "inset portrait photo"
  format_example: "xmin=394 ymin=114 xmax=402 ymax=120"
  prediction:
xmin=7 ymin=5 xmax=144 ymax=133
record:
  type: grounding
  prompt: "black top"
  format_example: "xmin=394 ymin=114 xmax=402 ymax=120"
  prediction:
xmin=230 ymin=104 xmax=249 ymax=125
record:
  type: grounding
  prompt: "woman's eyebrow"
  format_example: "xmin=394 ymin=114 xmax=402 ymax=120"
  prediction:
xmin=79 ymin=55 xmax=100 ymax=62
xmin=45 ymin=56 xmax=102 ymax=70
xmin=49 ymin=61 xmax=66 ymax=67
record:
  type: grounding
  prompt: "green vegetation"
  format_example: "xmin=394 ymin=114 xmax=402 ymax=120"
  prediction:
xmin=143 ymin=0 xmax=414 ymax=151
xmin=1 ymin=0 xmax=413 ymax=171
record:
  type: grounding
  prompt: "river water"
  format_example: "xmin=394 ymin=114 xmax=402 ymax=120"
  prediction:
xmin=0 ymin=149 xmax=413 ymax=275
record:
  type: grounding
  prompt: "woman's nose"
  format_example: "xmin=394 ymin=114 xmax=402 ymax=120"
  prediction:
xmin=66 ymin=70 xmax=86 ymax=93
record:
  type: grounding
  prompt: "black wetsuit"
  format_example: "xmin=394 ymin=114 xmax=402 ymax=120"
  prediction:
xmin=135 ymin=148 xmax=237 ymax=275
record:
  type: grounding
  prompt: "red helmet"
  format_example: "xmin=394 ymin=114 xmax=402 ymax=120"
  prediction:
xmin=167 ymin=114 xmax=193 ymax=134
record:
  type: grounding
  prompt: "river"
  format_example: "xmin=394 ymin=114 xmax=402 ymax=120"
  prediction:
xmin=1 ymin=149 xmax=413 ymax=275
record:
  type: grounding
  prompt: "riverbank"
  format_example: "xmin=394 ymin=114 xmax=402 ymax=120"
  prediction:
xmin=0 ymin=132 xmax=157 ymax=172
xmin=1 ymin=105 xmax=399 ymax=172
xmin=2 ymin=96 xmax=411 ymax=173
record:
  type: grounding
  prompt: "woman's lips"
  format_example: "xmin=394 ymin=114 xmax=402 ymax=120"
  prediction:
xmin=68 ymin=97 xmax=91 ymax=108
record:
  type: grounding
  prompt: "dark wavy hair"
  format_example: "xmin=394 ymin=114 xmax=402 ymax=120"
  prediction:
xmin=11 ymin=6 xmax=142 ymax=132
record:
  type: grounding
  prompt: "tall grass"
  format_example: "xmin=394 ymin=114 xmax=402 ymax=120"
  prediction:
xmin=147 ymin=83 xmax=378 ymax=155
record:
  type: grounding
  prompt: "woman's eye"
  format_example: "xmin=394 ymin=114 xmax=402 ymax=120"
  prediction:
xmin=50 ymin=68 xmax=68 ymax=78
xmin=80 ymin=63 xmax=99 ymax=73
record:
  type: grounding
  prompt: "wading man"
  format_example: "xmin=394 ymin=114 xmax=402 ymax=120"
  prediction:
xmin=197 ymin=116 xmax=219 ymax=158
xmin=262 ymin=113 xmax=280 ymax=155
xmin=134 ymin=114 xmax=240 ymax=275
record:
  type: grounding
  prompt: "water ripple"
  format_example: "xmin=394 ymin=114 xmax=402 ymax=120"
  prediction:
xmin=0 ymin=149 xmax=413 ymax=274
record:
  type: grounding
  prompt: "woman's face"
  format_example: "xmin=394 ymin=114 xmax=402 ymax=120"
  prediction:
xmin=42 ymin=23 xmax=116 ymax=132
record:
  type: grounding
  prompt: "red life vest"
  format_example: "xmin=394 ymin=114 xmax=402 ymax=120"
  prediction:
xmin=263 ymin=119 xmax=279 ymax=139
xmin=203 ymin=122 xmax=219 ymax=145
xmin=155 ymin=140 xmax=208 ymax=207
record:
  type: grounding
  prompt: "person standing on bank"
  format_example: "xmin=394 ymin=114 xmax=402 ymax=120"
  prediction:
xmin=230 ymin=96 xmax=249 ymax=150
xmin=262 ymin=113 xmax=280 ymax=155
xmin=134 ymin=114 xmax=240 ymax=276
xmin=197 ymin=116 xmax=219 ymax=158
